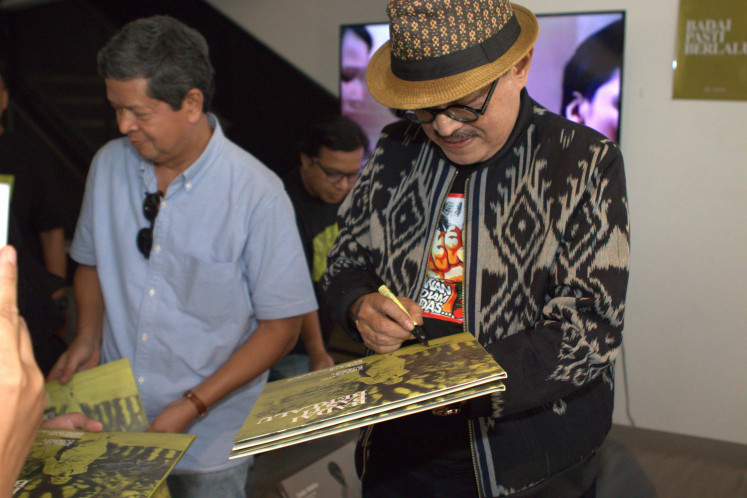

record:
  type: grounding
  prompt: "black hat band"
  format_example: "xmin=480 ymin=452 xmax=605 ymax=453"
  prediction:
xmin=390 ymin=14 xmax=521 ymax=82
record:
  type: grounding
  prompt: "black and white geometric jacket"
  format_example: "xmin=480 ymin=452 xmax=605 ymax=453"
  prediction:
xmin=322 ymin=89 xmax=630 ymax=497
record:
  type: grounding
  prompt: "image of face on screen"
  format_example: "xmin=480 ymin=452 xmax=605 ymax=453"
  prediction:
xmin=341 ymin=27 xmax=371 ymax=113
xmin=340 ymin=24 xmax=398 ymax=154
xmin=527 ymin=14 xmax=624 ymax=143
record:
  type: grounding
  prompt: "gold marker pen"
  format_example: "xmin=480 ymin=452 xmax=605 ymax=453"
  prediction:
xmin=377 ymin=284 xmax=430 ymax=346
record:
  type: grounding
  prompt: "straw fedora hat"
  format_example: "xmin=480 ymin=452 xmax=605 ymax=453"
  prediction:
xmin=367 ymin=0 xmax=539 ymax=110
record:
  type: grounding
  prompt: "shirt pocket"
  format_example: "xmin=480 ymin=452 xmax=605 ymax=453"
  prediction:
xmin=170 ymin=254 xmax=249 ymax=326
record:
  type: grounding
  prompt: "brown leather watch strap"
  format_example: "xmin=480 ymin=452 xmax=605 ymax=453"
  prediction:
xmin=184 ymin=390 xmax=208 ymax=417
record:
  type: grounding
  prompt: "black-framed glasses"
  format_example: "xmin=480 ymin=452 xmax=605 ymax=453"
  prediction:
xmin=398 ymin=78 xmax=500 ymax=125
xmin=312 ymin=158 xmax=360 ymax=185
xmin=136 ymin=191 xmax=163 ymax=259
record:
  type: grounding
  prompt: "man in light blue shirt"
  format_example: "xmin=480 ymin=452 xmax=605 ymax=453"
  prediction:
xmin=48 ymin=16 xmax=316 ymax=497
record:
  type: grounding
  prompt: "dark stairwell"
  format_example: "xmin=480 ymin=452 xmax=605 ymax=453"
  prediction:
xmin=0 ymin=0 xmax=340 ymax=236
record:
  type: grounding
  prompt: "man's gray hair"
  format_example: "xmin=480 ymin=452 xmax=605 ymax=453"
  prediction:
xmin=97 ymin=15 xmax=215 ymax=111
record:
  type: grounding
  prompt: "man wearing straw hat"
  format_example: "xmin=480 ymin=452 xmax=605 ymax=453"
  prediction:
xmin=323 ymin=0 xmax=629 ymax=496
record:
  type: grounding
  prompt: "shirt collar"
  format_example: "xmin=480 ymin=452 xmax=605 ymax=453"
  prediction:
xmin=179 ymin=113 xmax=223 ymax=192
xmin=137 ymin=113 xmax=224 ymax=194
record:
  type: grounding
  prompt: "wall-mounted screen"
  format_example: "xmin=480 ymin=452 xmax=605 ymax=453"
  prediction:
xmin=528 ymin=11 xmax=625 ymax=143
xmin=340 ymin=10 xmax=625 ymax=152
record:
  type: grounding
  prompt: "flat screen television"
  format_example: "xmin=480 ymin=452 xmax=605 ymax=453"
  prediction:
xmin=340 ymin=10 xmax=625 ymax=152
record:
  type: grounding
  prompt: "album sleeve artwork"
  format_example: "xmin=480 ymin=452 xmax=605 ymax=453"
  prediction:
xmin=419 ymin=193 xmax=465 ymax=323
xmin=234 ymin=332 xmax=506 ymax=447
xmin=44 ymin=359 xmax=149 ymax=432
xmin=14 ymin=430 xmax=193 ymax=497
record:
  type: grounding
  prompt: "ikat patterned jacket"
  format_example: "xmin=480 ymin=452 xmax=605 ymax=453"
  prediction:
xmin=322 ymin=90 xmax=630 ymax=496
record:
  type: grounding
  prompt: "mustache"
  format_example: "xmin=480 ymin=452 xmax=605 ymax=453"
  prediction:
xmin=433 ymin=129 xmax=477 ymax=141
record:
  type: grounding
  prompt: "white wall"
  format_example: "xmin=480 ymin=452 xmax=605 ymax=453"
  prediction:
xmin=207 ymin=0 xmax=747 ymax=445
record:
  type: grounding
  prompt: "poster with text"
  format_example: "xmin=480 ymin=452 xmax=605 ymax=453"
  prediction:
xmin=673 ymin=0 xmax=747 ymax=100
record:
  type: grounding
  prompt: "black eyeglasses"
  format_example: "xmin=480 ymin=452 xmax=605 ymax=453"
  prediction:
xmin=136 ymin=191 xmax=163 ymax=259
xmin=399 ymin=78 xmax=499 ymax=125
xmin=312 ymin=158 xmax=360 ymax=185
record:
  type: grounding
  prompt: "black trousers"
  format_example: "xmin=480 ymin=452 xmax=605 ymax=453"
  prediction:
xmin=361 ymin=410 xmax=478 ymax=497
xmin=361 ymin=409 xmax=598 ymax=498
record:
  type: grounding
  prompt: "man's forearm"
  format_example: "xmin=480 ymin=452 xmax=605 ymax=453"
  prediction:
xmin=46 ymin=264 xmax=104 ymax=382
xmin=73 ymin=264 xmax=104 ymax=346
xmin=186 ymin=315 xmax=302 ymax=410
xmin=39 ymin=228 xmax=67 ymax=280
xmin=299 ymin=310 xmax=326 ymax=355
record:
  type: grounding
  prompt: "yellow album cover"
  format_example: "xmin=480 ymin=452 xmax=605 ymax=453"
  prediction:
xmin=45 ymin=358 xmax=149 ymax=432
xmin=231 ymin=379 xmax=504 ymax=459
xmin=233 ymin=332 xmax=506 ymax=454
xmin=13 ymin=429 xmax=194 ymax=497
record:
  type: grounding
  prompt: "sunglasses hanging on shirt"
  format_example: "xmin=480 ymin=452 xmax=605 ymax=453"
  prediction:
xmin=137 ymin=191 xmax=163 ymax=258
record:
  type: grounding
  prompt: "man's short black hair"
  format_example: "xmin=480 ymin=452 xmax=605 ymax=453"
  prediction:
xmin=299 ymin=115 xmax=369 ymax=158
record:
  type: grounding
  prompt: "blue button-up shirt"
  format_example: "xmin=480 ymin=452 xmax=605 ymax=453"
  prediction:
xmin=70 ymin=115 xmax=317 ymax=472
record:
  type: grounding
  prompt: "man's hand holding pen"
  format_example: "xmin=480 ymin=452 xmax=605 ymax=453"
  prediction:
xmin=349 ymin=288 xmax=425 ymax=354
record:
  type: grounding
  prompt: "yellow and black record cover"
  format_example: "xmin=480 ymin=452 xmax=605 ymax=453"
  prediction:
xmin=233 ymin=332 xmax=506 ymax=455
xmin=44 ymin=358 xmax=149 ymax=432
xmin=231 ymin=378 xmax=504 ymax=459
xmin=13 ymin=429 xmax=194 ymax=497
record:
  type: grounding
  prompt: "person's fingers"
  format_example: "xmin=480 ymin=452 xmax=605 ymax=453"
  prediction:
xmin=375 ymin=295 xmax=419 ymax=332
xmin=0 ymin=245 xmax=19 ymax=328
xmin=17 ymin=317 xmax=38 ymax=366
xmin=359 ymin=320 xmax=404 ymax=353
xmin=83 ymin=416 xmax=103 ymax=432
xmin=0 ymin=247 xmax=42 ymax=385
xmin=46 ymin=354 xmax=68 ymax=383
xmin=50 ymin=359 xmax=75 ymax=384
xmin=0 ymin=246 xmax=21 ymax=376
xmin=18 ymin=316 xmax=45 ymax=422
xmin=42 ymin=413 xmax=103 ymax=431
xmin=402 ymin=298 xmax=424 ymax=325
xmin=46 ymin=350 xmax=81 ymax=384
xmin=68 ymin=413 xmax=103 ymax=432
xmin=59 ymin=360 xmax=79 ymax=384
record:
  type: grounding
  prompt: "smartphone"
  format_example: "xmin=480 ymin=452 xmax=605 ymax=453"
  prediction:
xmin=0 ymin=182 xmax=9 ymax=247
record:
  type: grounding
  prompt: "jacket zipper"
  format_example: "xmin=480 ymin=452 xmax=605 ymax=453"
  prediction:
xmin=469 ymin=420 xmax=484 ymax=497
xmin=462 ymin=175 xmax=484 ymax=497
xmin=461 ymin=175 xmax=471 ymax=335
xmin=358 ymin=424 xmax=375 ymax=480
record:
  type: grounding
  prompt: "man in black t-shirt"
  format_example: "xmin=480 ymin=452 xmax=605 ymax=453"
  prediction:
xmin=271 ymin=116 xmax=369 ymax=380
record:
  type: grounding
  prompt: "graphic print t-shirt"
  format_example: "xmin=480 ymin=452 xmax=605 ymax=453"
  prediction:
xmin=419 ymin=171 xmax=468 ymax=339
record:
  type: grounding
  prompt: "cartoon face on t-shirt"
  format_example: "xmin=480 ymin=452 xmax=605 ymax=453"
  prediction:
xmin=419 ymin=193 xmax=464 ymax=323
